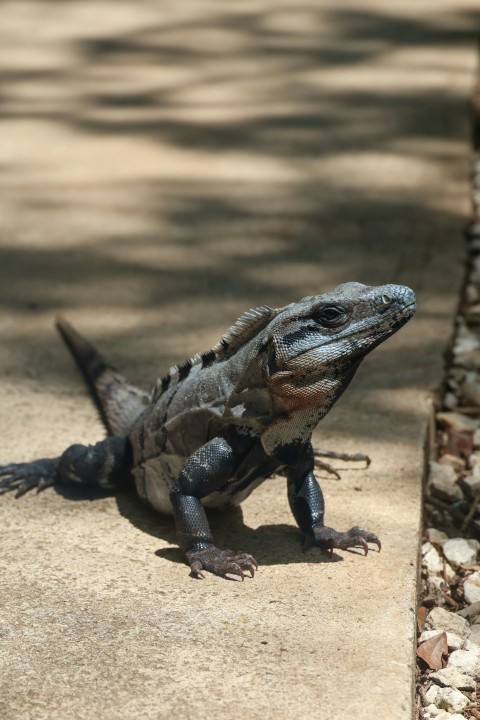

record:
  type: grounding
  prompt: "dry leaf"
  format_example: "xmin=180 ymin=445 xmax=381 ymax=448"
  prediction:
xmin=417 ymin=606 xmax=428 ymax=633
xmin=416 ymin=631 xmax=448 ymax=670
xmin=445 ymin=429 xmax=473 ymax=458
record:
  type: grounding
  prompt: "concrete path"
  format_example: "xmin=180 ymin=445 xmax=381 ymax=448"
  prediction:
xmin=0 ymin=1 xmax=477 ymax=718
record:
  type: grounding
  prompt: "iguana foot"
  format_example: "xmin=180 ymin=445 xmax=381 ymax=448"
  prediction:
xmin=0 ymin=459 xmax=58 ymax=498
xmin=186 ymin=546 xmax=258 ymax=580
xmin=310 ymin=525 xmax=381 ymax=556
xmin=312 ymin=449 xmax=370 ymax=479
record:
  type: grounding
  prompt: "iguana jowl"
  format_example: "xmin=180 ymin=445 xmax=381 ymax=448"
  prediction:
xmin=0 ymin=282 xmax=415 ymax=579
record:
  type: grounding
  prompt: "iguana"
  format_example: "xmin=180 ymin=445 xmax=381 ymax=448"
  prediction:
xmin=0 ymin=282 xmax=415 ymax=579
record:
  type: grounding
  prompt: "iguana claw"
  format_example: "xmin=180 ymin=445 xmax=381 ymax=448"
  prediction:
xmin=187 ymin=547 xmax=258 ymax=580
xmin=310 ymin=525 xmax=381 ymax=555
xmin=0 ymin=459 xmax=57 ymax=497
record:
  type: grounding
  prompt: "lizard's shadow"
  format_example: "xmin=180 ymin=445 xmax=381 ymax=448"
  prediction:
xmin=114 ymin=489 xmax=346 ymax=567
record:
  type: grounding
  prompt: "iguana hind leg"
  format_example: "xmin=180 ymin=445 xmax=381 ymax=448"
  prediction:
xmin=0 ymin=436 xmax=132 ymax=497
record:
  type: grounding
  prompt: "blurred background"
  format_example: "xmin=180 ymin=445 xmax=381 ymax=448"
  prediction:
xmin=0 ymin=0 xmax=477 ymax=392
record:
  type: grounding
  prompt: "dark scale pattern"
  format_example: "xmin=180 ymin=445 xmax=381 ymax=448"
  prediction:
xmin=200 ymin=349 xmax=216 ymax=367
xmin=0 ymin=283 xmax=415 ymax=578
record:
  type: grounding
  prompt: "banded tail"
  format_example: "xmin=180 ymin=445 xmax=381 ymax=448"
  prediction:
xmin=55 ymin=317 xmax=150 ymax=436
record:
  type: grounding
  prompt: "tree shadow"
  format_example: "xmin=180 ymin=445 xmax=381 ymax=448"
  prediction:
xmin=0 ymin=2 xmax=478 ymax=522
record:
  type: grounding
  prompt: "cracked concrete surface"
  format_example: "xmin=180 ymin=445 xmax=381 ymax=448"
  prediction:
xmin=0 ymin=1 xmax=478 ymax=718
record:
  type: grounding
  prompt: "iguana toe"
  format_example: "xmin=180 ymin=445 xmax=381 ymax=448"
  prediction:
xmin=312 ymin=525 xmax=381 ymax=556
xmin=187 ymin=547 xmax=258 ymax=580
xmin=0 ymin=460 xmax=57 ymax=497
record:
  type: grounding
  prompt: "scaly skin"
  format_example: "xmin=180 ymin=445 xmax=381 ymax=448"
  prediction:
xmin=0 ymin=283 xmax=415 ymax=580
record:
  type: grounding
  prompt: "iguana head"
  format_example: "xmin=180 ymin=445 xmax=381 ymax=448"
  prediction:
xmin=265 ymin=282 xmax=415 ymax=411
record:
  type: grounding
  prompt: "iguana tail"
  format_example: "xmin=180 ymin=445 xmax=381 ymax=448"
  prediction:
xmin=55 ymin=316 xmax=150 ymax=436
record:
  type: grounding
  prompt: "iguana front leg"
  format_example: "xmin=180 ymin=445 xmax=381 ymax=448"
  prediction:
xmin=287 ymin=445 xmax=381 ymax=555
xmin=170 ymin=437 xmax=257 ymax=580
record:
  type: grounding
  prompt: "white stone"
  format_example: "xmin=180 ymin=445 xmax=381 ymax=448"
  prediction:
xmin=435 ymin=412 xmax=479 ymax=433
xmin=428 ymin=576 xmax=447 ymax=596
xmin=426 ymin=528 xmax=449 ymax=544
xmin=429 ymin=462 xmax=463 ymax=502
xmin=443 ymin=393 xmax=458 ymax=410
xmin=470 ymin=452 xmax=480 ymax=469
xmin=462 ymin=381 xmax=480 ymax=406
xmin=454 ymin=324 xmax=480 ymax=354
xmin=443 ymin=563 xmax=457 ymax=583
xmin=468 ymin=624 xmax=480 ymax=646
xmin=425 ymin=607 xmax=469 ymax=637
xmin=438 ymin=455 xmax=465 ymax=473
xmin=466 ymin=283 xmax=480 ymax=304
xmin=448 ymin=647 xmax=480 ymax=676
xmin=420 ymin=704 xmax=441 ymax=719
xmin=422 ymin=542 xmax=444 ymax=574
xmin=421 ymin=705 xmax=466 ymax=720
xmin=423 ymin=685 xmax=469 ymax=713
xmin=464 ymin=571 xmax=480 ymax=604
xmin=455 ymin=349 xmax=480 ymax=370
xmin=441 ymin=538 xmax=479 ymax=565
xmin=457 ymin=320 xmax=480 ymax=345
xmin=418 ymin=630 xmax=464 ymax=651
xmin=429 ymin=665 xmax=475 ymax=690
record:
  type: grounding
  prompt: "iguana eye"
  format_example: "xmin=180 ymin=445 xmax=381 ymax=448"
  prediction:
xmin=314 ymin=305 xmax=347 ymax=328
xmin=381 ymin=294 xmax=392 ymax=306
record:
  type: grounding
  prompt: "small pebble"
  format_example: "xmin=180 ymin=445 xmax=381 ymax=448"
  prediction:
xmin=423 ymin=685 xmax=469 ymax=713
xmin=470 ymin=453 xmax=480 ymax=470
xmin=473 ymin=427 xmax=480 ymax=448
xmin=465 ymin=304 xmax=480 ymax=324
xmin=438 ymin=455 xmax=465 ymax=473
xmin=454 ymin=349 xmax=480 ymax=370
xmin=426 ymin=528 xmax=449 ymax=544
xmin=448 ymin=647 xmax=480 ymax=676
xmin=428 ymin=462 xmax=463 ymax=502
xmin=441 ymin=538 xmax=478 ymax=565
xmin=468 ymin=624 xmax=480 ymax=646
xmin=466 ymin=283 xmax=480 ymax=304
xmin=422 ymin=543 xmax=443 ymax=575
xmin=443 ymin=392 xmax=458 ymax=410
xmin=422 ymin=704 xmax=466 ymax=720
xmin=436 ymin=412 xmax=479 ymax=433
xmin=453 ymin=326 xmax=480 ymax=355
xmin=425 ymin=607 xmax=469 ymax=638
xmin=462 ymin=381 xmax=480 ymax=406
xmin=464 ymin=571 xmax=480 ymax=604
xmin=428 ymin=576 xmax=448 ymax=596
xmin=429 ymin=665 xmax=475 ymax=690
